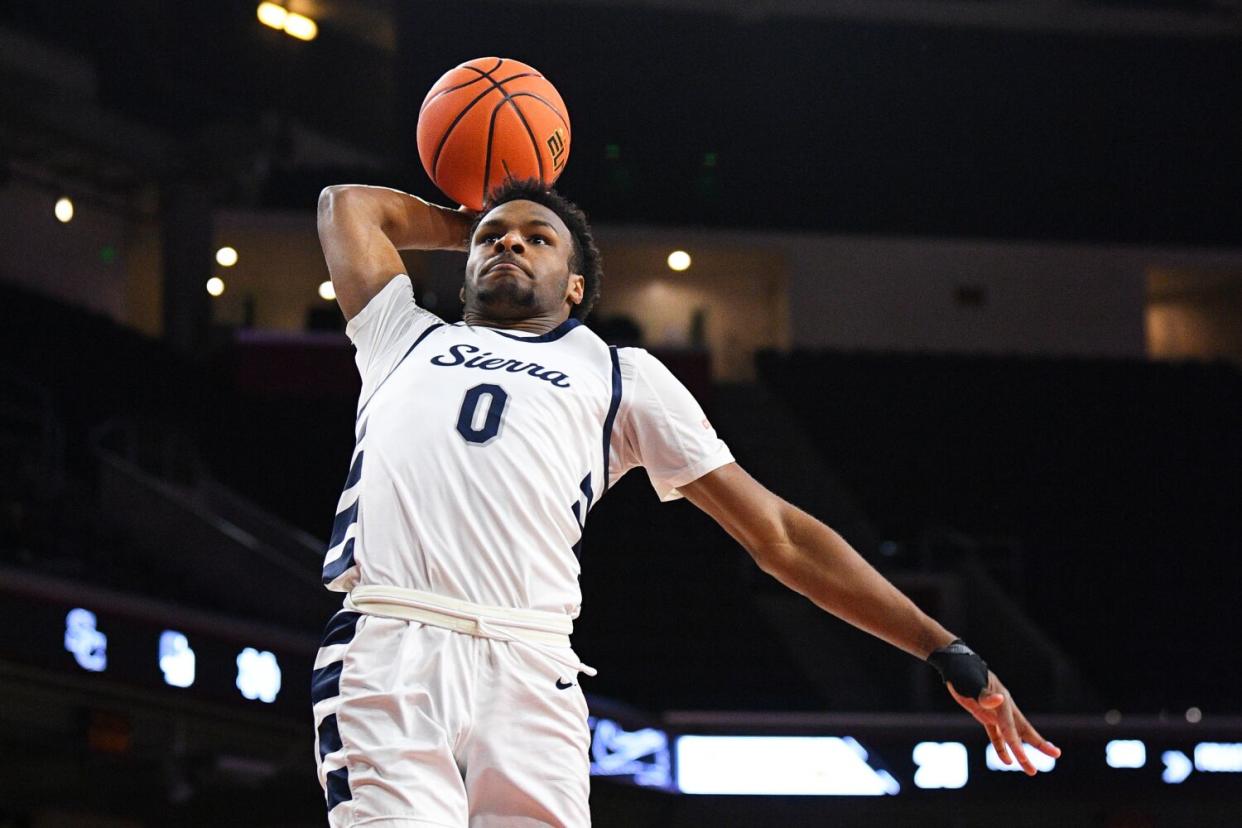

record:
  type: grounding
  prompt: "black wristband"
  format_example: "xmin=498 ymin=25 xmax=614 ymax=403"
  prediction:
xmin=926 ymin=639 xmax=989 ymax=699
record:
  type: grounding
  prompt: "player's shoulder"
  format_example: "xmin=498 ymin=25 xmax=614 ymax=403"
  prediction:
xmin=611 ymin=347 xmax=681 ymax=393
xmin=571 ymin=326 xmax=666 ymax=382
xmin=347 ymin=272 xmax=445 ymax=343
xmin=611 ymin=345 xmax=654 ymax=374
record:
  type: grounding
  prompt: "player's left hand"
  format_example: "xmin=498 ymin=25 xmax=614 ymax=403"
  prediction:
xmin=946 ymin=671 xmax=1062 ymax=776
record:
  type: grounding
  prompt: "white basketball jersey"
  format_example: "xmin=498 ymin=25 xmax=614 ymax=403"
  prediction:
xmin=321 ymin=275 xmax=733 ymax=616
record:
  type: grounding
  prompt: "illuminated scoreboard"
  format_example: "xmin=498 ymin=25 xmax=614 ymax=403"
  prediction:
xmin=4 ymin=566 xmax=1241 ymax=805
xmin=0 ymin=567 xmax=316 ymax=718
xmin=584 ymin=707 xmax=1242 ymax=799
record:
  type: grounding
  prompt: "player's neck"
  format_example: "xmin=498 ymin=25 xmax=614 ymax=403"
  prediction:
xmin=461 ymin=309 xmax=571 ymax=334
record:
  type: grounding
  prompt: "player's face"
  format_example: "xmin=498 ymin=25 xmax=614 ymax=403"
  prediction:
xmin=463 ymin=200 xmax=585 ymax=322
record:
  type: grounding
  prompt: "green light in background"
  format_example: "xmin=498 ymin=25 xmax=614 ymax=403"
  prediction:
xmin=99 ymin=245 xmax=117 ymax=264
xmin=703 ymin=152 xmax=718 ymax=168
xmin=605 ymin=143 xmax=621 ymax=160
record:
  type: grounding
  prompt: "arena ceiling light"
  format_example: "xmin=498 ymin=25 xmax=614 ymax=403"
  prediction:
xmin=55 ymin=196 xmax=74 ymax=223
xmin=256 ymin=2 xmax=319 ymax=41
xmin=667 ymin=250 xmax=691 ymax=272
xmin=256 ymin=2 xmax=288 ymax=29
xmin=283 ymin=12 xmax=318 ymax=41
xmin=216 ymin=246 xmax=238 ymax=267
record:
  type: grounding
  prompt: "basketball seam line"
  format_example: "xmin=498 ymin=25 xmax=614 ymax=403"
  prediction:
xmin=417 ymin=57 xmax=494 ymax=113
xmin=505 ymin=92 xmax=570 ymax=131
xmin=421 ymin=57 xmax=500 ymax=118
xmin=419 ymin=74 xmax=488 ymax=115
xmin=429 ymin=65 xmax=541 ymax=182
xmin=461 ymin=62 xmax=550 ymax=203
xmin=430 ymin=61 xmax=513 ymax=179
xmin=477 ymin=81 xmax=547 ymax=204
xmin=477 ymin=61 xmax=508 ymax=203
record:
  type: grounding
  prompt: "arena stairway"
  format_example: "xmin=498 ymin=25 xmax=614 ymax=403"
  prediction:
xmin=90 ymin=418 xmax=337 ymax=628
xmin=0 ymin=280 xmax=338 ymax=628
xmin=705 ymin=382 xmax=1088 ymax=712
xmin=757 ymin=348 xmax=1242 ymax=712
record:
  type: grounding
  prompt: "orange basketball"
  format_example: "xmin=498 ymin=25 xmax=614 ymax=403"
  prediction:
xmin=417 ymin=57 xmax=571 ymax=211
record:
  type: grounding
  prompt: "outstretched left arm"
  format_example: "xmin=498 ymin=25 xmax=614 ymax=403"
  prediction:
xmin=679 ymin=462 xmax=1061 ymax=775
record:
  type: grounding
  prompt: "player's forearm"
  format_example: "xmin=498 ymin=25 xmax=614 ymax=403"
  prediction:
xmin=765 ymin=504 xmax=955 ymax=660
xmin=319 ymin=184 xmax=472 ymax=252
xmin=318 ymin=184 xmax=473 ymax=320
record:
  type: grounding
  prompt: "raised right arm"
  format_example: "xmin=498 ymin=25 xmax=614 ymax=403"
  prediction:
xmin=317 ymin=185 xmax=474 ymax=321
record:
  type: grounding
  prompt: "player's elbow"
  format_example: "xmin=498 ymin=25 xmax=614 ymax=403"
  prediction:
xmin=318 ymin=185 xmax=342 ymax=225
xmin=318 ymin=184 xmax=372 ymax=223
xmin=750 ymin=504 xmax=825 ymax=594
xmin=748 ymin=510 xmax=799 ymax=581
xmin=753 ymin=538 xmax=800 ymax=583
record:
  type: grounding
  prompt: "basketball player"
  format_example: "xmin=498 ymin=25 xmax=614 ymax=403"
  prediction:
xmin=312 ymin=180 xmax=1061 ymax=827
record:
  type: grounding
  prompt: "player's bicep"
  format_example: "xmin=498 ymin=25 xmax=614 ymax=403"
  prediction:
xmin=318 ymin=185 xmax=408 ymax=321
xmin=680 ymin=463 xmax=789 ymax=567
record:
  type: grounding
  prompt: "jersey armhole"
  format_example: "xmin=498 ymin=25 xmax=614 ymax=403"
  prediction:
xmin=607 ymin=348 xmax=645 ymax=488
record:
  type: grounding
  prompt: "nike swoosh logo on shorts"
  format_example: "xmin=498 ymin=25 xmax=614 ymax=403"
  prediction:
xmin=555 ymin=679 xmax=574 ymax=690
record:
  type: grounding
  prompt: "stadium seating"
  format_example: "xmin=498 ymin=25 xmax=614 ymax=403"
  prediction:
xmin=758 ymin=348 xmax=1242 ymax=711
xmin=7 ymin=278 xmax=1238 ymax=712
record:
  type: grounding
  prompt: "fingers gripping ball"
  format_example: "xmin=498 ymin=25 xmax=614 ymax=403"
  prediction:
xmin=927 ymin=639 xmax=990 ymax=699
xmin=417 ymin=57 xmax=572 ymax=211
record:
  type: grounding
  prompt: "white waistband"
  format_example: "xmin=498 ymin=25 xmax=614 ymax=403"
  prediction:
xmin=346 ymin=585 xmax=596 ymax=676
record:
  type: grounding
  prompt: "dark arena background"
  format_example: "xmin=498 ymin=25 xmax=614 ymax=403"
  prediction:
xmin=3 ymin=1 xmax=1242 ymax=826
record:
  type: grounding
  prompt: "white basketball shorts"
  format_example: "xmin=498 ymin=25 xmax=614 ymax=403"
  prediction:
xmin=311 ymin=609 xmax=592 ymax=827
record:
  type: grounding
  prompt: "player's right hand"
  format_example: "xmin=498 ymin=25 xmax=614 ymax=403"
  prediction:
xmin=947 ymin=671 xmax=1062 ymax=776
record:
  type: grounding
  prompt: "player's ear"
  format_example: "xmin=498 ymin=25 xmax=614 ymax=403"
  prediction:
xmin=566 ymin=273 xmax=585 ymax=306
xmin=459 ymin=285 xmax=466 ymax=304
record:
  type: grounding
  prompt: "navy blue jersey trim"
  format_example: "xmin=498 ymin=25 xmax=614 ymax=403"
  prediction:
xmin=327 ymin=501 xmax=359 ymax=550
xmin=490 ymin=317 xmax=581 ymax=343
xmin=580 ymin=472 xmax=594 ymax=514
xmin=343 ymin=450 xmax=364 ymax=489
xmin=403 ymin=321 xmax=446 ymax=358
xmin=310 ymin=661 xmax=343 ymax=705
xmin=356 ymin=322 xmax=445 ymax=422
xmin=601 ymin=346 xmax=623 ymax=494
xmin=322 ymin=538 xmax=356 ymax=584
xmin=318 ymin=713 xmax=343 ymax=761
xmin=320 ymin=610 xmax=362 ymax=647
xmin=570 ymin=472 xmax=592 ymax=560
xmin=325 ymin=766 xmax=352 ymax=810
xmin=570 ymin=501 xmax=583 ymax=560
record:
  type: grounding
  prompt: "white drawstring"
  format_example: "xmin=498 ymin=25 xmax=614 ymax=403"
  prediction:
xmin=473 ymin=614 xmax=598 ymax=677
xmin=347 ymin=585 xmax=597 ymax=677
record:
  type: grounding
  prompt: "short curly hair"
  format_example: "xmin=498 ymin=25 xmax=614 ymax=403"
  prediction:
xmin=470 ymin=180 xmax=603 ymax=321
